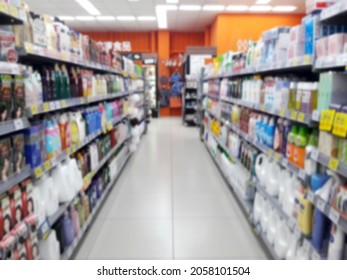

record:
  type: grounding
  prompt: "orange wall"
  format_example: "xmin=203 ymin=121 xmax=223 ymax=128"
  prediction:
xmin=209 ymin=13 xmax=304 ymax=54
xmin=170 ymin=32 xmax=204 ymax=53
xmin=82 ymin=31 xmax=153 ymax=53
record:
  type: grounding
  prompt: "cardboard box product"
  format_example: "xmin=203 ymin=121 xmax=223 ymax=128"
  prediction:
xmin=12 ymin=134 xmax=25 ymax=173
xmin=0 ymin=74 xmax=13 ymax=122
xmin=13 ymin=75 xmax=25 ymax=119
xmin=0 ymin=137 xmax=13 ymax=182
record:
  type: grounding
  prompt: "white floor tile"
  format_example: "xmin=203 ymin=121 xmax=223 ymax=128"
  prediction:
xmin=174 ymin=218 xmax=268 ymax=260
xmin=106 ymin=193 xmax=172 ymax=219
xmin=173 ymin=193 xmax=243 ymax=218
xmin=87 ymin=219 xmax=173 ymax=260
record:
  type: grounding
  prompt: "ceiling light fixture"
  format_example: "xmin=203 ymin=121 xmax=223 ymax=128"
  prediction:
xmin=249 ymin=5 xmax=272 ymax=12
xmin=137 ymin=16 xmax=156 ymax=21
xmin=202 ymin=5 xmax=225 ymax=11
xmin=179 ymin=5 xmax=201 ymax=11
xmin=167 ymin=0 xmax=178 ymax=3
xmin=75 ymin=16 xmax=95 ymax=21
xmin=58 ymin=16 xmax=75 ymax=21
xmin=156 ymin=5 xmax=177 ymax=29
xmin=75 ymin=0 xmax=101 ymax=16
xmin=96 ymin=16 xmax=115 ymax=21
xmin=272 ymin=5 xmax=297 ymax=12
xmin=117 ymin=16 xmax=136 ymax=21
xmin=226 ymin=5 xmax=249 ymax=11
xmin=256 ymin=0 xmax=271 ymax=4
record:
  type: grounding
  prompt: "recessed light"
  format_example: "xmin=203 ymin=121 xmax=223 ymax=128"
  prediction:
xmin=249 ymin=5 xmax=272 ymax=12
xmin=76 ymin=16 xmax=95 ymax=21
xmin=256 ymin=0 xmax=271 ymax=4
xmin=137 ymin=16 xmax=156 ymax=21
xmin=117 ymin=16 xmax=136 ymax=21
xmin=202 ymin=5 xmax=225 ymax=11
xmin=96 ymin=16 xmax=115 ymax=21
xmin=75 ymin=0 xmax=100 ymax=16
xmin=226 ymin=5 xmax=249 ymax=12
xmin=272 ymin=5 xmax=297 ymax=12
xmin=156 ymin=5 xmax=177 ymax=29
xmin=58 ymin=16 xmax=75 ymax=21
xmin=179 ymin=5 xmax=201 ymax=11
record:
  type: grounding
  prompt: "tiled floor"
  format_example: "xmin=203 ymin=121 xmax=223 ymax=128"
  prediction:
xmin=74 ymin=118 xmax=268 ymax=260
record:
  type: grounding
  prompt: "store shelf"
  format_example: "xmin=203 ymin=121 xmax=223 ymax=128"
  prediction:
xmin=307 ymin=191 xmax=347 ymax=235
xmin=308 ymin=148 xmax=347 ymax=178
xmin=203 ymin=55 xmax=314 ymax=81
xmin=61 ymin=152 xmax=131 ymax=260
xmin=82 ymin=135 xmax=131 ymax=191
xmin=32 ymin=115 xmax=128 ymax=180
xmin=17 ymin=42 xmax=123 ymax=75
xmin=314 ymin=54 xmax=347 ymax=71
xmin=219 ymin=96 xmax=317 ymax=126
xmin=0 ymin=118 xmax=30 ymax=136
xmin=320 ymin=2 xmax=347 ymax=22
xmin=26 ymin=92 xmax=130 ymax=117
xmin=0 ymin=4 xmax=23 ymax=25
xmin=250 ymin=177 xmax=324 ymax=260
xmin=0 ymin=165 xmax=31 ymax=196
xmin=0 ymin=62 xmax=26 ymax=75
xmin=207 ymin=110 xmax=308 ymax=182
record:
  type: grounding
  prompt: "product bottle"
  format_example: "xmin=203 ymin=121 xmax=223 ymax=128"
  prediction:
xmin=288 ymin=82 xmax=297 ymax=110
xmin=294 ymin=126 xmax=309 ymax=168
xmin=273 ymin=118 xmax=283 ymax=153
xmin=305 ymin=129 xmax=319 ymax=176
xmin=61 ymin=65 xmax=70 ymax=99
xmin=295 ymin=82 xmax=303 ymax=111
xmin=54 ymin=64 xmax=62 ymax=100
xmin=267 ymin=117 xmax=276 ymax=148
xmin=297 ymin=191 xmax=313 ymax=237
xmin=327 ymin=224 xmax=346 ymax=260
xmin=282 ymin=120 xmax=291 ymax=157
xmin=261 ymin=115 xmax=269 ymax=145
xmin=286 ymin=125 xmax=298 ymax=163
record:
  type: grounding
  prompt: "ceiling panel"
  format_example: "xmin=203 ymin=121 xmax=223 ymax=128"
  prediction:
xmin=25 ymin=0 xmax=306 ymax=32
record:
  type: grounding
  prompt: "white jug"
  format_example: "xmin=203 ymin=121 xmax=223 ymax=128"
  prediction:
xmin=255 ymin=154 xmax=269 ymax=186
xmin=39 ymin=230 xmax=60 ymax=260
xmin=266 ymin=161 xmax=281 ymax=197
xmin=253 ymin=193 xmax=264 ymax=225
xmin=32 ymin=186 xmax=46 ymax=225
xmin=52 ymin=163 xmax=75 ymax=203
xmin=283 ymin=175 xmax=300 ymax=217
xmin=35 ymin=174 xmax=59 ymax=217
xmin=66 ymin=158 xmax=83 ymax=193
xmin=274 ymin=220 xmax=291 ymax=259
xmin=286 ymin=233 xmax=299 ymax=260
xmin=267 ymin=209 xmax=281 ymax=245
xmin=260 ymin=200 xmax=272 ymax=234
xmin=279 ymin=169 xmax=290 ymax=206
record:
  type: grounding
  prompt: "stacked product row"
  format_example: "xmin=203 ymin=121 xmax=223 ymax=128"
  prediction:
xmin=0 ymin=98 xmax=128 ymax=184
xmin=0 ymin=119 xmax=130 ymax=260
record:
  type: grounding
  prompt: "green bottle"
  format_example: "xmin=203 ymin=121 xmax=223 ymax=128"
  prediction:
xmin=54 ymin=64 xmax=62 ymax=100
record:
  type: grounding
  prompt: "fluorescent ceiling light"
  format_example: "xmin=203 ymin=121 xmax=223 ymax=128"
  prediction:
xmin=179 ymin=5 xmax=201 ymax=11
xmin=156 ymin=5 xmax=177 ymax=29
xmin=249 ymin=5 xmax=272 ymax=12
xmin=226 ymin=5 xmax=249 ymax=11
xmin=272 ymin=5 xmax=297 ymax=12
xmin=117 ymin=16 xmax=136 ymax=21
xmin=256 ymin=0 xmax=271 ymax=4
xmin=76 ymin=16 xmax=95 ymax=21
xmin=96 ymin=16 xmax=115 ymax=21
xmin=58 ymin=16 xmax=75 ymax=21
xmin=75 ymin=0 xmax=100 ymax=16
xmin=203 ymin=5 xmax=225 ymax=11
xmin=167 ymin=0 xmax=178 ymax=3
xmin=137 ymin=16 xmax=156 ymax=21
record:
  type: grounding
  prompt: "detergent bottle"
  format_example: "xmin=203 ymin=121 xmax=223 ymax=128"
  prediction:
xmin=273 ymin=118 xmax=283 ymax=153
xmin=297 ymin=191 xmax=314 ymax=237
xmin=54 ymin=64 xmax=62 ymax=100
xmin=305 ymin=129 xmax=319 ymax=176
xmin=261 ymin=115 xmax=269 ymax=145
xmin=328 ymin=224 xmax=346 ymax=260
xmin=311 ymin=173 xmax=331 ymax=251
xmin=45 ymin=120 xmax=55 ymax=159
xmin=286 ymin=125 xmax=298 ymax=164
xmin=267 ymin=117 xmax=276 ymax=148
xmin=293 ymin=126 xmax=309 ymax=168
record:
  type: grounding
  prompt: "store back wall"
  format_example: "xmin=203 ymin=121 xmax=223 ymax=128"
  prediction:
xmin=210 ymin=13 xmax=304 ymax=54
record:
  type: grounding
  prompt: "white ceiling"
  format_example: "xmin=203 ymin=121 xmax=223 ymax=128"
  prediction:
xmin=25 ymin=0 xmax=305 ymax=32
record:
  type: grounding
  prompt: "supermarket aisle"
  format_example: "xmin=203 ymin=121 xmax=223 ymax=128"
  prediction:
xmin=74 ymin=118 xmax=267 ymax=260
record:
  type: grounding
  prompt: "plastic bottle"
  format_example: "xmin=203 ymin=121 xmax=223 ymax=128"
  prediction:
xmin=45 ymin=120 xmax=55 ymax=159
xmin=305 ymin=129 xmax=319 ymax=176
xmin=294 ymin=126 xmax=309 ymax=168
xmin=273 ymin=118 xmax=283 ymax=153
xmin=54 ymin=64 xmax=62 ymax=100
xmin=267 ymin=117 xmax=276 ymax=148
xmin=282 ymin=120 xmax=291 ymax=157
xmin=328 ymin=224 xmax=346 ymax=260
xmin=261 ymin=115 xmax=269 ymax=145
xmin=288 ymin=82 xmax=297 ymax=110
xmin=295 ymin=82 xmax=303 ymax=111
xmin=286 ymin=125 xmax=298 ymax=163
xmin=61 ymin=65 xmax=70 ymax=99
